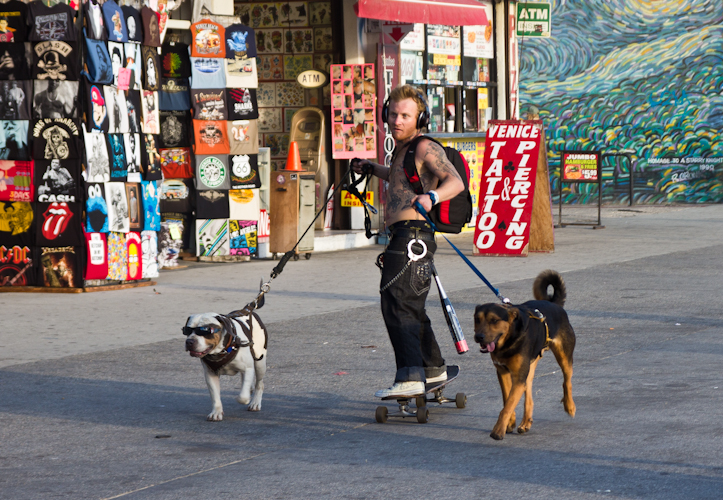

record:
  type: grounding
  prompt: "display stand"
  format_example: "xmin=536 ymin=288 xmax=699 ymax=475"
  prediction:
xmin=557 ymin=150 xmax=605 ymax=229
xmin=0 ymin=280 xmax=156 ymax=294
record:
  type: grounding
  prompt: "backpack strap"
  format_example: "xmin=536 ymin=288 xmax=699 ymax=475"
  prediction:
xmin=401 ymin=135 xmax=444 ymax=195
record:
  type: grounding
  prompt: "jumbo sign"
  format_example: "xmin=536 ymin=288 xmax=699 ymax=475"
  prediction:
xmin=474 ymin=121 xmax=543 ymax=256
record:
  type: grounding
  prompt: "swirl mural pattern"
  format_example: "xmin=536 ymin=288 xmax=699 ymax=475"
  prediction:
xmin=519 ymin=0 xmax=723 ymax=204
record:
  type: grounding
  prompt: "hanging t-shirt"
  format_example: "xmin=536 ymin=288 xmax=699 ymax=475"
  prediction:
xmin=0 ymin=1 xmax=29 ymax=43
xmin=32 ymin=41 xmax=79 ymax=81
xmin=191 ymin=89 xmax=227 ymax=121
xmin=102 ymin=0 xmax=128 ymax=43
xmin=84 ymin=231 xmax=108 ymax=280
xmin=0 ymin=243 xmax=35 ymax=286
xmin=105 ymin=181 xmax=129 ymax=233
xmin=82 ymin=126 xmax=111 ymax=183
xmin=84 ymin=83 xmax=108 ymax=132
xmin=158 ymin=109 xmax=191 ymax=148
xmin=140 ymin=6 xmax=161 ymax=47
xmin=228 ymin=119 xmax=259 ymax=155
xmin=121 ymin=6 xmax=143 ymax=43
xmin=141 ymin=179 xmax=160 ymax=231
xmin=31 ymin=118 xmax=79 ymax=160
xmin=0 ymin=200 xmax=33 ymax=247
xmin=229 ymin=219 xmax=258 ymax=256
xmin=85 ymin=182 xmax=109 ymax=233
xmin=159 ymin=78 xmax=191 ymax=111
xmin=35 ymin=201 xmax=83 ymax=247
xmin=161 ymin=42 xmax=191 ymax=79
xmin=124 ymin=133 xmax=142 ymax=181
xmin=126 ymin=231 xmax=143 ymax=280
xmin=125 ymin=90 xmax=142 ymax=134
xmin=36 ymin=245 xmax=83 ymax=288
xmin=225 ymin=24 xmax=257 ymax=60
xmin=106 ymin=134 xmax=127 ymax=181
xmin=28 ymin=2 xmax=76 ymax=42
xmin=140 ymin=230 xmax=158 ymax=278
xmin=0 ymin=81 xmax=31 ymax=121
xmin=141 ymin=133 xmax=162 ymax=180
xmin=124 ymin=42 xmax=143 ymax=90
xmin=193 ymin=119 xmax=230 ymax=155
xmin=161 ymin=211 xmax=191 ymax=253
xmin=190 ymin=19 xmax=225 ymax=58
xmin=83 ymin=0 xmax=106 ymax=41
xmin=140 ymin=90 xmax=160 ymax=134
xmin=225 ymin=56 xmax=258 ymax=89
xmin=190 ymin=57 xmax=225 ymax=89
xmin=104 ymin=85 xmax=130 ymax=134
xmin=34 ymin=159 xmax=80 ymax=203
xmin=107 ymin=41 xmax=125 ymax=87
xmin=195 ymin=154 xmax=230 ymax=190
xmin=159 ymin=147 xmax=193 ymax=178
xmin=83 ymin=34 xmax=113 ymax=84
xmin=196 ymin=189 xmax=229 ymax=219
xmin=159 ymin=178 xmax=193 ymax=213
xmin=33 ymin=80 xmax=78 ymax=120
xmin=229 ymin=154 xmax=260 ymax=189
xmin=0 ymin=43 xmax=30 ymax=80
xmin=226 ymin=88 xmax=258 ymax=120
xmin=0 ymin=160 xmax=33 ymax=202
xmin=196 ymin=218 xmax=229 ymax=257
xmin=106 ymin=231 xmax=127 ymax=279
xmin=229 ymin=188 xmax=260 ymax=220
xmin=125 ymin=182 xmax=143 ymax=231
xmin=142 ymin=45 xmax=160 ymax=91
xmin=0 ymin=120 xmax=29 ymax=160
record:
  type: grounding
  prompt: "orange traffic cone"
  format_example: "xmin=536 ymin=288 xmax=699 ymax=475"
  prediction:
xmin=284 ymin=141 xmax=302 ymax=171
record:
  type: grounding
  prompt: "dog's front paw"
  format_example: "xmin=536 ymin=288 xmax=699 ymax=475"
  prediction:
xmin=207 ymin=410 xmax=224 ymax=421
xmin=235 ymin=394 xmax=250 ymax=405
xmin=518 ymin=418 xmax=532 ymax=434
xmin=247 ymin=396 xmax=262 ymax=411
xmin=490 ymin=430 xmax=504 ymax=440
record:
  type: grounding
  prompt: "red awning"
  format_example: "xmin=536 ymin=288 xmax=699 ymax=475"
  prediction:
xmin=355 ymin=0 xmax=490 ymax=26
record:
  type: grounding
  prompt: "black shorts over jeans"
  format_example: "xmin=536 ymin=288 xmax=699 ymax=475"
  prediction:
xmin=380 ymin=221 xmax=445 ymax=383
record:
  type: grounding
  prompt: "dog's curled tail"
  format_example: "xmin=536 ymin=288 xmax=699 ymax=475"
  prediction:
xmin=533 ymin=270 xmax=567 ymax=307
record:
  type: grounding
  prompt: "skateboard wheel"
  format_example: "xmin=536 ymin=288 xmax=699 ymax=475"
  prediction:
xmin=375 ymin=406 xmax=388 ymax=423
xmin=455 ymin=393 xmax=467 ymax=409
xmin=305 ymin=253 xmax=311 ymax=260
xmin=416 ymin=406 xmax=429 ymax=424
xmin=415 ymin=396 xmax=426 ymax=408
xmin=293 ymin=253 xmax=300 ymax=261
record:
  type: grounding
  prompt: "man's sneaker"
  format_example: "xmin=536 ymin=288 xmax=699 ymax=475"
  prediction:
xmin=375 ymin=381 xmax=425 ymax=398
xmin=426 ymin=371 xmax=448 ymax=384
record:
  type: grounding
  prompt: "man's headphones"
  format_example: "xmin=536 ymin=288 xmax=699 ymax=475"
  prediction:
xmin=381 ymin=87 xmax=430 ymax=130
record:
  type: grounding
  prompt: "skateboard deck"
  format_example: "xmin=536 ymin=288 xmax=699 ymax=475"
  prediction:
xmin=380 ymin=365 xmax=460 ymax=401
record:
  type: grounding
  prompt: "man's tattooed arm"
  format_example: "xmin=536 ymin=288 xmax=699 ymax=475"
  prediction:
xmin=411 ymin=140 xmax=464 ymax=211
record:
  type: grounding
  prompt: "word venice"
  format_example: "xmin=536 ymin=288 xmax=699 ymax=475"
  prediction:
xmin=475 ymin=122 xmax=542 ymax=254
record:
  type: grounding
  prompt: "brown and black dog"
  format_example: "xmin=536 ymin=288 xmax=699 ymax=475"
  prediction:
xmin=474 ymin=270 xmax=576 ymax=440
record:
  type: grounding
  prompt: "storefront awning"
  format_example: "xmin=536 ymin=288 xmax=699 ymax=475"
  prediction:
xmin=355 ymin=0 xmax=490 ymax=26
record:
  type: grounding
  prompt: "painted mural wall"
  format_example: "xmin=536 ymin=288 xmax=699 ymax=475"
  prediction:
xmin=519 ymin=0 xmax=723 ymax=204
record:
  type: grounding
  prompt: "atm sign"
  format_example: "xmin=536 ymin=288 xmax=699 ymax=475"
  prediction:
xmin=297 ymin=70 xmax=328 ymax=89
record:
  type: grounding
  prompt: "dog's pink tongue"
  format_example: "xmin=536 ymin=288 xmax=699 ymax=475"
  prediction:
xmin=486 ymin=342 xmax=495 ymax=352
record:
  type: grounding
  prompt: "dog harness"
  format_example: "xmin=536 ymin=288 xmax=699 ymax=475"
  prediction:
xmin=529 ymin=309 xmax=551 ymax=358
xmin=200 ymin=309 xmax=267 ymax=373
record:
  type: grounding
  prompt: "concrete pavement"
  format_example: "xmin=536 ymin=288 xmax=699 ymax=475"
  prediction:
xmin=1 ymin=204 xmax=722 ymax=499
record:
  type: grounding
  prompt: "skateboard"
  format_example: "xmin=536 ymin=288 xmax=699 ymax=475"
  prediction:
xmin=375 ymin=365 xmax=466 ymax=424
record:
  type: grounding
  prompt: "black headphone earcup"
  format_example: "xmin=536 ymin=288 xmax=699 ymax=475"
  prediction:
xmin=417 ymin=108 xmax=430 ymax=129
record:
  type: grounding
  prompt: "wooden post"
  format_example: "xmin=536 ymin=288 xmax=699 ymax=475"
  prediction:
xmin=529 ymin=131 xmax=555 ymax=252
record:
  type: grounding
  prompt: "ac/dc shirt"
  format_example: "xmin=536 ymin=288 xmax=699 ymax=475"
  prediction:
xmin=140 ymin=7 xmax=161 ymax=47
xmin=102 ymin=0 xmax=128 ymax=43
xmin=226 ymin=88 xmax=258 ymax=120
xmin=0 ymin=243 xmax=35 ymax=286
xmin=161 ymin=42 xmax=191 ymax=79
xmin=141 ymin=134 xmax=162 ymax=180
xmin=0 ymin=0 xmax=29 ymax=43
xmin=35 ymin=201 xmax=83 ymax=247
xmin=34 ymin=159 xmax=80 ymax=203
xmin=191 ymin=89 xmax=227 ymax=121
xmin=159 ymin=78 xmax=190 ymax=111
xmin=121 ymin=6 xmax=143 ymax=43
xmin=225 ymin=24 xmax=257 ymax=60
xmin=32 ymin=41 xmax=79 ymax=81
xmin=32 ymin=118 xmax=79 ymax=160
xmin=158 ymin=110 xmax=191 ymax=148
xmin=28 ymin=2 xmax=76 ymax=42
xmin=0 ymin=43 xmax=31 ymax=80
xmin=142 ymin=45 xmax=160 ymax=91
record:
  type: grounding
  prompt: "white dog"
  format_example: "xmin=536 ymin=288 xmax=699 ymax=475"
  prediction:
xmin=184 ymin=310 xmax=267 ymax=421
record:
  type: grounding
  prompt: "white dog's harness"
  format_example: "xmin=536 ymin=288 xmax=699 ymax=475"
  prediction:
xmin=201 ymin=309 xmax=267 ymax=373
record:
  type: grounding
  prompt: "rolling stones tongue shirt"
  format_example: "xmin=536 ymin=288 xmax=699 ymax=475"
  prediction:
xmin=0 ymin=160 xmax=33 ymax=202
xmin=158 ymin=110 xmax=190 ymax=148
xmin=32 ymin=119 xmax=79 ymax=160
xmin=195 ymin=154 xmax=230 ymax=190
xmin=32 ymin=41 xmax=79 ymax=81
xmin=0 ymin=200 xmax=33 ymax=246
xmin=229 ymin=154 xmax=260 ymax=189
xmin=34 ymin=160 xmax=80 ymax=203
xmin=84 ymin=232 xmax=108 ymax=280
xmin=37 ymin=246 xmax=83 ymax=288
xmin=191 ymin=89 xmax=227 ymax=121
xmin=0 ymin=244 xmax=35 ymax=286
xmin=161 ymin=42 xmax=191 ymax=79
xmin=85 ymin=182 xmax=108 ymax=233
xmin=28 ymin=2 xmax=76 ymax=42
xmin=107 ymin=134 xmax=127 ymax=181
xmin=0 ymin=1 xmax=29 ymax=43
xmin=226 ymin=88 xmax=258 ymax=120
xmin=35 ymin=201 xmax=82 ymax=246
xmin=193 ymin=119 xmax=230 ymax=155
xmin=0 ymin=44 xmax=31 ymax=81
xmin=190 ymin=20 xmax=225 ymax=58
xmin=82 ymin=127 xmax=110 ymax=183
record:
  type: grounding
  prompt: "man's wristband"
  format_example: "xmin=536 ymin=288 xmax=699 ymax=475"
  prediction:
xmin=427 ymin=190 xmax=439 ymax=206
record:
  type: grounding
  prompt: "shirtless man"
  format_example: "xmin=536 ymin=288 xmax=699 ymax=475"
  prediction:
xmin=352 ymin=85 xmax=464 ymax=397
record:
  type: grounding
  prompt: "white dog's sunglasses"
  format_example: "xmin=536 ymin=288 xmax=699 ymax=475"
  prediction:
xmin=182 ymin=325 xmax=222 ymax=338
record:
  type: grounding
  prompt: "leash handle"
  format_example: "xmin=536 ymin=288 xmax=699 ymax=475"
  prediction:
xmin=413 ymin=202 xmax=510 ymax=304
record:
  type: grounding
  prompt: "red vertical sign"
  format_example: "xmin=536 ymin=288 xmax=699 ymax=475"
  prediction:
xmin=474 ymin=120 xmax=543 ymax=256
xmin=376 ymin=44 xmax=398 ymax=167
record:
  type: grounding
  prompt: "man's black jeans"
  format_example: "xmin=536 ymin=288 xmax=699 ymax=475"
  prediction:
xmin=380 ymin=222 xmax=445 ymax=383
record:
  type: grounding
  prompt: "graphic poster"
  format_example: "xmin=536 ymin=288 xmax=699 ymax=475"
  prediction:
xmin=473 ymin=120 xmax=543 ymax=256
xmin=439 ymin=138 xmax=485 ymax=229
xmin=229 ymin=220 xmax=257 ymax=256
xmin=562 ymin=151 xmax=600 ymax=182
xmin=330 ymin=63 xmax=377 ymax=159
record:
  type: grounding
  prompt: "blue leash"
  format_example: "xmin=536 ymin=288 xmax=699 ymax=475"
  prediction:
xmin=414 ymin=202 xmax=510 ymax=304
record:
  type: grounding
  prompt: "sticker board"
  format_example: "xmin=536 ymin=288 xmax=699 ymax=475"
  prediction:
xmin=330 ymin=63 xmax=377 ymax=159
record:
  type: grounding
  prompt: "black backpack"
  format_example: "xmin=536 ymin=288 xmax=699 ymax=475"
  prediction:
xmin=402 ymin=135 xmax=473 ymax=233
